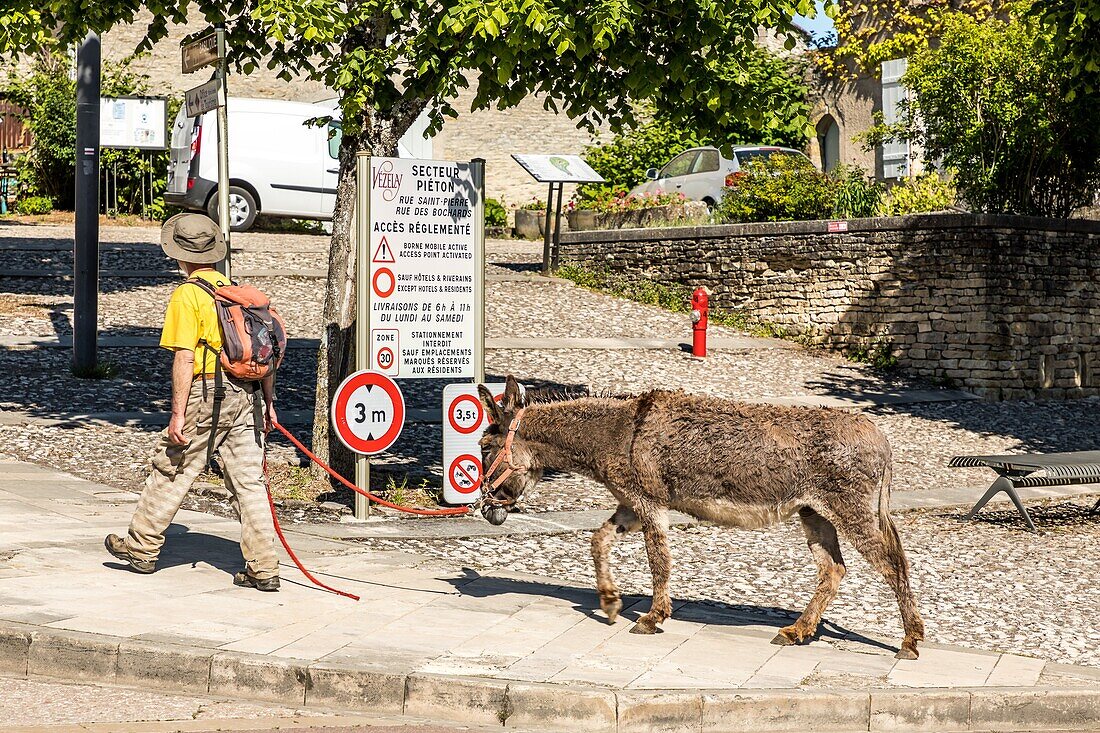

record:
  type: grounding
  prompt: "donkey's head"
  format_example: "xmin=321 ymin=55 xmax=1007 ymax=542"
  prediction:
xmin=476 ymin=375 xmax=540 ymax=525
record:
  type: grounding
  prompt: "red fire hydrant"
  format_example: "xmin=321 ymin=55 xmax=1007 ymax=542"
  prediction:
xmin=691 ymin=287 xmax=709 ymax=358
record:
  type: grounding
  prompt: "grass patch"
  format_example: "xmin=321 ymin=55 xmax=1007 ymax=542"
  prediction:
xmin=376 ymin=475 xmax=443 ymax=509
xmin=268 ymin=464 xmax=329 ymax=502
xmin=71 ymin=360 xmax=119 ymax=379
xmin=554 ymin=263 xmax=791 ymax=341
xmin=845 ymin=339 xmax=899 ymax=372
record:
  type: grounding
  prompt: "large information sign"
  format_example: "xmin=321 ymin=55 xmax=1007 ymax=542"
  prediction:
xmin=367 ymin=157 xmax=482 ymax=379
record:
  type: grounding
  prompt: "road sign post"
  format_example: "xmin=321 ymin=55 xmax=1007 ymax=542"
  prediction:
xmin=214 ymin=25 xmax=231 ymax=279
xmin=181 ymin=28 xmax=230 ymax=278
xmin=356 ymin=153 xmax=486 ymax=514
xmin=355 ymin=153 xmax=372 ymax=518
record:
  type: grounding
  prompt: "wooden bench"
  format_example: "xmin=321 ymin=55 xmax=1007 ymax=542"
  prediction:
xmin=949 ymin=451 xmax=1100 ymax=532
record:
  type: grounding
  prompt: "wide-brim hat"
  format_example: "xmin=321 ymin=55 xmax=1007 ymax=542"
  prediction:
xmin=160 ymin=213 xmax=226 ymax=264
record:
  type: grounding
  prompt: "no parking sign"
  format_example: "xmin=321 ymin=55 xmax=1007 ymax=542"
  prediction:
xmin=441 ymin=383 xmax=505 ymax=504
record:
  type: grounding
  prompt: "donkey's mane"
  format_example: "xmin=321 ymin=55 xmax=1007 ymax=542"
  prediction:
xmin=523 ymin=386 xmax=640 ymax=407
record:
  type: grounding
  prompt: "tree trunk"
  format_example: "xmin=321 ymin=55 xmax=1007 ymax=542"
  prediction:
xmin=310 ymin=82 xmax=427 ymax=484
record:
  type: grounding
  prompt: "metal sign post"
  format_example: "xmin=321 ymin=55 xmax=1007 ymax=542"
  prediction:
xmin=73 ymin=32 xmax=101 ymax=376
xmin=181 ymin=28 xmax=230 ymax=278
xmin=355 ymin=152 xmax=372 ymax=519
xmin=214 ymin=26 xmax=231 ymax=279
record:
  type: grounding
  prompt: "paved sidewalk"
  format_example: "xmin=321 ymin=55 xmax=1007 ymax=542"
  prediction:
xmin=1 ymin=456 xmax=1098 ymax=732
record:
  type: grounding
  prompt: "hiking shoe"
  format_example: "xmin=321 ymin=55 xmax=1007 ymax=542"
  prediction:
xmin=233 ymin=572 xmax=280 ymax=592
xmin=103 ymin=534 xmax=156 ymax=574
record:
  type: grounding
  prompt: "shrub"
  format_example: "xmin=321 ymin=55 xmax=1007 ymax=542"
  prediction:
xmin=715 ymin=157 xmax=837 ymax=223
xmin=13 ymin=195 xmax=52 ymax=215
xmin=518 ymin=198 xmax=545 ymax=210
xmin=877 ymin=173 xmax=957 ymax=216
xmin=831 ymin=165 xmax=883 ymax=218
xmin=865 ymin=10 xmax=1100 ymax=217
xmin=2 ymin=52 xmax=178 ymax=217
xmin=485 ymin=197 xmax=507 ymax=228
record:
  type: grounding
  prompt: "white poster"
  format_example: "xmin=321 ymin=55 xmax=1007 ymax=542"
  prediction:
xmin=100 ymin=96 xmax=167 ymax=150
xmin=441 ymin=383 xmax=506 ymax=504
xmin=367 ymin=157 xmax=481 ymax=379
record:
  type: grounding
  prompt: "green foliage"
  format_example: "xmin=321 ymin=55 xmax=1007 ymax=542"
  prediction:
xmin=13 ymin=195 xmax=53 ymax=215
xmin=831 ymin=165 xmax=882 ymax=218
xmin=2 ymin=55 xmax=75 ymax=208
xmin=846 ymin=339 xmax=898 ymax=372
xmin=1030 ymin=0 xmax=1100 ymax=101
xmin=484 ymin=197 xmax=507 ymax=228
xmin=877 ymin=173 xmax=956 ymax=216
xmin=874 ymin=10 xmax=1100 ymax=217
xmin=71 ymin=360 xmax=120 ymax=380
xmin=715 ymin=157 xmax=836 ymax=223
xmin=580 ymin=48 xmax=812 ymax=201
xmin=518 ymin=199 xmax=546 ymax=210
xmin=2 ymin=53 xmax=176 ymax=216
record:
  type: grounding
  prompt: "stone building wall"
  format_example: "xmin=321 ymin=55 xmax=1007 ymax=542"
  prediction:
xmin=100 ymin=13 xmax=600 ymax=205
xmin=559 ymin=215 xmax=1100 ymax=399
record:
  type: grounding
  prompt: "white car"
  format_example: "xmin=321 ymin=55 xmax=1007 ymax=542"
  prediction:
xmin=629 ymin=145 xmax=814 ymax=207
xmin=165 ymin=97 xmax=432 ymax=231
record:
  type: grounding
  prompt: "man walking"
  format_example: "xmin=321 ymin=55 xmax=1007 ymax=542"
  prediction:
xmin=105 ymin=213 xmax=280 ymax=591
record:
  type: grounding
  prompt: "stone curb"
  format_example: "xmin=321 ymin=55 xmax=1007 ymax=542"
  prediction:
xmin=1 ymin=623 xmax=1098 ymax=731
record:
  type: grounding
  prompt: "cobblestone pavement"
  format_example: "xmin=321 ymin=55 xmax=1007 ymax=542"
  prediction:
xmin=363 ymin=496 xmax=1100 ymax=670
xmin=1 ymin=223 xmax=1099 ymax=672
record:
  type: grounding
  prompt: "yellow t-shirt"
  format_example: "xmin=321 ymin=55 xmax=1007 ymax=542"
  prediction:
xmin=160 ymin=269 xmax=229 ymax=376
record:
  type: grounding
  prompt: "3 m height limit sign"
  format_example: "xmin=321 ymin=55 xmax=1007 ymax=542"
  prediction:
xmin=362 ymin=156 xmax=485 ymax=380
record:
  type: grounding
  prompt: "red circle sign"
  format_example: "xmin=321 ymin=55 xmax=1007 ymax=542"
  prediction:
xmin=330 ymin=370 xmax=405 ymax=455
xmin=449 ymin=454 xmax=482 ymax=494
xmin=376 ymin=347 xmax=395 ymax=370
xmin=372 ymin=267 xmax=395 ymax=298
xmin=448 ymin=394 xmax=484 ymax=435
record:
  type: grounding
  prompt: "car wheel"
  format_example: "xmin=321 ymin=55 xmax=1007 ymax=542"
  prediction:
xmin=207 ymin=186 xmax=258 ymax=232
xmin=703 ymin=197 xmax=717 ymax=213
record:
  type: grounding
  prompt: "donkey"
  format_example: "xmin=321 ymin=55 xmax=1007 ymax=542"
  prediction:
xmin=476 ymin=376 xmax=924 ymax=659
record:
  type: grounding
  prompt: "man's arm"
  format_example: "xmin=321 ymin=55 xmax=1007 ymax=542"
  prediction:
xmin=261 ymin=373 xmax=277 ymax=433
xmin=167 ymin=349 xmax=195 ymax=445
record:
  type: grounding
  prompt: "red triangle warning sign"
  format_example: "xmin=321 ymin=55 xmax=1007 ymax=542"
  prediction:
xmin=372 ymin=236 xmax=396 ymax=263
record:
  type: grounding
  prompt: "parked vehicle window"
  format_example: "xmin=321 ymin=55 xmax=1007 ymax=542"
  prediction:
xmin=735 ymin=149 xmax=812 ymax=169
xmin=660 ymin=150 xmax=700 ymax=178
xmin=328 ymin=122 xmax=342 ymax=160
xmin=693 ymin=149 xmax=720 ymax=174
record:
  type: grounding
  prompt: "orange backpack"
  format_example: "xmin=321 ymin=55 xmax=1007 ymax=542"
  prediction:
xmin=189 ymin=278 xmax=288 ymax=381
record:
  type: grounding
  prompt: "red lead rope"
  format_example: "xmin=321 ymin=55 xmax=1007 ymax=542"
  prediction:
xmin=262 ymin=420 xmax=469 ymax=600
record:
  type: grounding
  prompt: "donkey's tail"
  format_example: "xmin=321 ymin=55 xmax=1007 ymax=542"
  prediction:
xmin=876 ymin=452 xmax=906 ymax=559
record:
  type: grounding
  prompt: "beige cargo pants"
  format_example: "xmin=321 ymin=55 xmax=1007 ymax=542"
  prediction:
xmin=124 ymin=376 xmax=279 ymax=579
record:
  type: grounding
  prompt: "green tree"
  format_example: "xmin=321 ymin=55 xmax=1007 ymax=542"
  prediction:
xmin=868 ymin=10 xmax=1100 ymax=216
xmin=1031 ymin=1 xmax=1100 ymax=99
xmin=581 ymin=47 xmax=811 ymax=200
xmin=2 ymin=52 xmax=177 ymax=214
xmin=5 ymin=0 xmax=816 ymax=473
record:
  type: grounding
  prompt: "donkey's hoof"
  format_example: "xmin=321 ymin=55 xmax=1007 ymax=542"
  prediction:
xmin=895 ymin=646 xmax=919 ymax=661
xmin=770 ymin=626 xmax=804 ymax=647
xmin=770 ymin=632 xmax=797 ymax=647
xmin=600 ymin=597 xmax=622 ymax=624
xmin=629 ymin=620 xmax=660 ymax=635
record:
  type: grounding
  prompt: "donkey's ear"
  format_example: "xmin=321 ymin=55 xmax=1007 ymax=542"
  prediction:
xmin=502 ymin=374 xmax=525 ymax=412
xmin=478 ymin=384 xmax=504 ymax=425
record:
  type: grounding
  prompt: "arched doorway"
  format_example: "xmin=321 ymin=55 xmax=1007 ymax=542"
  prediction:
xmin=816 ymin=115 xmax=840 ymax=173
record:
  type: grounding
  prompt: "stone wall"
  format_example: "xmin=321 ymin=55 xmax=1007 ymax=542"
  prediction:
xmin=559 ymin=215 xmax=1100 ymax=399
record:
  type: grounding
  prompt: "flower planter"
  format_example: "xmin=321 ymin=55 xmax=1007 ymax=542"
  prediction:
xmin=513 ymin=209 xmax=547 ymax=239
xmin=567 ymin=202 xmax=710 ymax=231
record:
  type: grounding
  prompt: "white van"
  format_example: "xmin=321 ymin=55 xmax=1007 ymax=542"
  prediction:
xmin=165 ymin=97 xmax=431 ymax=231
